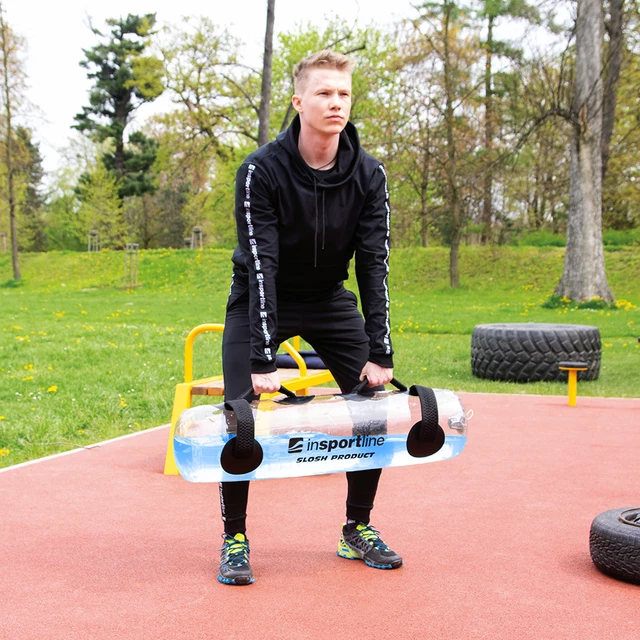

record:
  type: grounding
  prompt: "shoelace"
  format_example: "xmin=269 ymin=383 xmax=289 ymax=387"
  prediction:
xmin=356 ymin=524 xmax=389 ymax=551
xmin=222 ymin=537 xmax=250 ymax=566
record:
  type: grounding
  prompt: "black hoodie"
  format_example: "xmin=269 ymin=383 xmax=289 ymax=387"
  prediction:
xmin=231 ymin=115 xmax=393 ymax=374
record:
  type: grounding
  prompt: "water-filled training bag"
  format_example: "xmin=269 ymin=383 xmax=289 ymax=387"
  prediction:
xmin=174 ymin=379 xmax=469 ymax=482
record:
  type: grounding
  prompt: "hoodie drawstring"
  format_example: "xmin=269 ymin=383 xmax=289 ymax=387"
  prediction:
xmin=322 ymin=190 xmax=326 ymax=251
xmin=314 ymin=179 xmax=318 ymax=268
xmin=313 ymin=178 xmax=327 ymax=268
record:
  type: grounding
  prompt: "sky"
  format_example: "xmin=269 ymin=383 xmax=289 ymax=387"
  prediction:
xmin=3 ymin=0 xmax=415 ymax=175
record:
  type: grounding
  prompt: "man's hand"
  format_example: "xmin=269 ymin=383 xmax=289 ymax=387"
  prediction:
xmin=360 ymin=361 xmax=393 ymax=387
xmin=251 ymin=371 xmax=280 ymax=395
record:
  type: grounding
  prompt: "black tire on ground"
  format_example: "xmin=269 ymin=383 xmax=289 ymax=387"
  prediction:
xmin=471 ymin=323 xmax=601 ymax=383
xmin=590 ymin=508 xmax=640 ymax=585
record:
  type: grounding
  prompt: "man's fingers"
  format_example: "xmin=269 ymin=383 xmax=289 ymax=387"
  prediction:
xmin=360 ymin=363 xmax=393 ymax=388
xmin=251 ymin=372 xmax=280 ymax=395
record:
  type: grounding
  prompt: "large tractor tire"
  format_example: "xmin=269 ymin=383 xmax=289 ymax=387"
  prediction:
xmin=590 ymin=508 xmax=640 ymax=585
xmin=471 ymin=323 xmax=601 ymax=383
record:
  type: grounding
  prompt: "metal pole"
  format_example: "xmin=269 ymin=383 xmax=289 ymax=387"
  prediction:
xmin=134 ymin=244 xmax=139 ymax=286
xmin=123 ymin=245 xmax=128 ymax=288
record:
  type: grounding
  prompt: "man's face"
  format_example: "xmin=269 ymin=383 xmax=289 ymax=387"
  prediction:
xmin=292 ymin=67 xmax=352 ymax=136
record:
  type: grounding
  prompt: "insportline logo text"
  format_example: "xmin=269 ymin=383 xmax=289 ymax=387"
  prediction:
xmin=287 ymin=434 xmax=385 ymax=463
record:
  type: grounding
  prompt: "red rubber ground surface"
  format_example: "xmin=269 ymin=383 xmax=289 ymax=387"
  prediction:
xmin=1 ymin=392 xmax=638 ymax=640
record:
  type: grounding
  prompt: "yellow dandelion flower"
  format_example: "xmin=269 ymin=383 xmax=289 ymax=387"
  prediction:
xmin=47 ymin=385 xmax=58 ymax=393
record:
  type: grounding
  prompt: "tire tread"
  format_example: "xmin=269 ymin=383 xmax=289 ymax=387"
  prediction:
xmin=471 ymin=323 xmax=601 ymax=382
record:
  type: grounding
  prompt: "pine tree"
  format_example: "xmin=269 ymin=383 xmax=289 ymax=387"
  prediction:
xmin=74 ymin=14 xmax=163 ymax=195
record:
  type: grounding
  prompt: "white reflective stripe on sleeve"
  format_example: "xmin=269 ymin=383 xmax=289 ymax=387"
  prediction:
xmin=244 ymin=163 xmax=273 ymax=360
xmin=378 ymin=164 xmax=392 ymax=355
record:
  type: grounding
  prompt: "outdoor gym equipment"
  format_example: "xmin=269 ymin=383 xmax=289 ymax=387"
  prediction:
xmin=87 ymin=230 xmax=100 ymax=252
xmin=123 ymin=243 xmax=140 ymax=289
xmin=173 ymin=379 xmax=470 ymax=482
xmin=558 ymin=361 xmax=588 ymax=406
xmin=163 ymin=324 xmax=335 ymax=475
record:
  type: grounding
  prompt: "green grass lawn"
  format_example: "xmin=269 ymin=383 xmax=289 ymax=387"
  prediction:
xmin=1 ymin=246 xmax=638 ymax=468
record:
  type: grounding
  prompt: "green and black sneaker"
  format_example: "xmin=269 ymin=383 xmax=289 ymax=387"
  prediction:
xmin=337 ymin=523 xmax=403 ymax=570
xmin=218 ymin=533 xmax=254 ymax=585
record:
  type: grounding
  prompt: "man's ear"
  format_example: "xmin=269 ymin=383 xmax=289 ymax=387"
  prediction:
xmin=292 ymin=94 xmax=302 ymax=114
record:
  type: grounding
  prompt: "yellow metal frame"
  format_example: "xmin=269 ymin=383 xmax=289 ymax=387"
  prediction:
xmin=558 ymin=365 xmax=588 ymax=407
xmin=163 ymin=324 xmax=334 ymax=475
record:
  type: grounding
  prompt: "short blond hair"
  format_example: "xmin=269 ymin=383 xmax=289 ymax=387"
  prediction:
xmin=293 ymin=50 xmax=355 ymax=94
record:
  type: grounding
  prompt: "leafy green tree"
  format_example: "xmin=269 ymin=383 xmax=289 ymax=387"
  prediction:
xmin=160 ymin=16 xmax=252 ymax=146
xmin=44 ymin=135 xmax=100 ymax=250
xmin=0 ymin=3 xmax=26 ymax=279
xmin=476 ymin=0 xmax=540 ymax=243
xmin=15 ymin=127 xmax=47 ymax=251
xmin=46 ymin=190 xmax=84 ymax=251
xmin=410 ymin=1 xmax=482 ymax=286
xmin=76 ymin=161 xmax=124 ymax=248
xmin=74 ymin=14 xmax=163 ymax=188
xmin=602 ymin=28 xmax=640 ymax=229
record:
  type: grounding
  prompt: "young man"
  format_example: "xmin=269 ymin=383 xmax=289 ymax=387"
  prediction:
xmin=219 ymin=50 xmax=401 ymax=585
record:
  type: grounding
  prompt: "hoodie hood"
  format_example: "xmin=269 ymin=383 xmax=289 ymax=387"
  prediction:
xmin=276 ymin=114 xmax=365 ymax=188
xmin=275 ymin=114 xmax=366 ymax=266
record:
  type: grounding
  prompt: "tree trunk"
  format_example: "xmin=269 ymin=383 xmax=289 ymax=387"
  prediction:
xmin=481 ymin=15 xmax=494 ymax=245
xmin=556 ymin=0 xmax=613 ymax=302
xmin=258 ymin=0 xmax=276 ymax=147
xmin=420 ymin=194 xmax=429 ymax=248
xmin=601 ymin=0 xmax=624 ymax=181
xmin=114 ymin=97 xmax=129 ymax=175
xmin=0 ymin=5 xmax=20 ymax=280
xmin=443 ymin=2 xmax=460 ymax=288
xmin=420 ymin=120 xmax=431 ymax=248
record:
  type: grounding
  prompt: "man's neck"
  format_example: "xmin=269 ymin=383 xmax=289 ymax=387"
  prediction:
xmin=298 ymin=126 xmax=340 ymax=170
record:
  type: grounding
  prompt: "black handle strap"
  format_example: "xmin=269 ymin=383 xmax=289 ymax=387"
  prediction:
xmin=350 ymin=376 xmax=408 ymax=395
xmin=227 ymin=385 xmax=297 ymax=458
xmin=405 ymin=384 xmax=445 ymax=458
xmin=223 ymin=399 xmax=255 ymax=459
xmin=238 ymin=384 xmax=296 ymax=401
xmin=408 ymin=385 xmax=439 ymax=442
xmin=278 ymin=385 xmax=296 ymax=398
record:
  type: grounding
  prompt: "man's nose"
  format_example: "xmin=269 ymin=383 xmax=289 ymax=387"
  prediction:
xmin=328 ymin=92 xmax=340 ymax=108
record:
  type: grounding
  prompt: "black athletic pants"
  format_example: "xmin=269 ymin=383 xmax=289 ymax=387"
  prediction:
xmin=220 ymin=279 xmax=383 ymax=536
